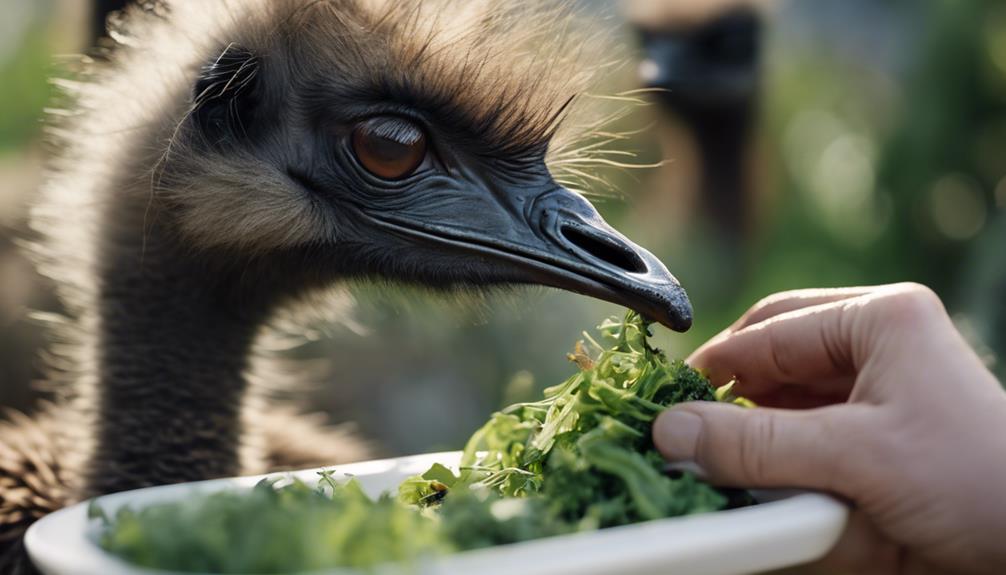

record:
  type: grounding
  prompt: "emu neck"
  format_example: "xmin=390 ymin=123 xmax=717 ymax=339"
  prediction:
xmin=85 ymin=213 xmax=269 ymax=496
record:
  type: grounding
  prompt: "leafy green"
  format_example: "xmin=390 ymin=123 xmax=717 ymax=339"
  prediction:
xmin=97 ymin=311 xmax=751 ymax=572
xmin=99 ymin=474 xmax=447 ymax=573
xmin=402 ymin=310 xmax=746 ymax=539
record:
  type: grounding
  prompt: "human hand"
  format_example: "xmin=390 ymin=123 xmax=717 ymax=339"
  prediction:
xmin=652 ymin=283 xmax=1006 ymax=574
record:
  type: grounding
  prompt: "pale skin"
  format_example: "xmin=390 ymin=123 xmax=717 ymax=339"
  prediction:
xmin=652 ymin=283 xmax=1006 ymax=574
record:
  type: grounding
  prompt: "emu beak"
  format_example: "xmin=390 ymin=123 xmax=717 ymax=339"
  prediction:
xmin=363 ymin=186 xmax=692 ymax=331
xmin=506 ymin=188 xmax=692 ymax=332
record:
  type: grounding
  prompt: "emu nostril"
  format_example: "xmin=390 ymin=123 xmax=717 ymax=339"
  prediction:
xmin=560 ymin=225 xmax=648 ymax=274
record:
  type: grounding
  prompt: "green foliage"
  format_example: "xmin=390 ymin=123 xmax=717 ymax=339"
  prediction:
xmin=99 ymin=476 xmax=446 ymax=573
xmin=424 ymin=311 xmax=732 ymax=532
xmin=437 ymin=490 xmax=573 ymax=550
xmin=97 ymin=312 xmax=750 ymax=572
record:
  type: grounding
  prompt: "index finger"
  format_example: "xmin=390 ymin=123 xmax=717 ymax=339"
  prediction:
xmin=731 ymin=286 xmax=880 ymax=331
xmin=689 ymin=299 xmax=857 ymax=394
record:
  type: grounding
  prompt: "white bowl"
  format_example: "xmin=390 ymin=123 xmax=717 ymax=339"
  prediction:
xmin=25 ymin=451 xmax=847 ymax=575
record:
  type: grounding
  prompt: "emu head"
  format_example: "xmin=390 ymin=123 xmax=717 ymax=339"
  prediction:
xmin=149 ymin=0 xmax=692 ymax=330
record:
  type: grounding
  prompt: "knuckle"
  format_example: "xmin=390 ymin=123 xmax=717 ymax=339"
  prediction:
xmin=816 ymin=411 xmax=860 ymax=491
xmin=874 ymin=282 xmax=945 ymax=326
xmin=766 ymin=322 xmax=799 ymax=381
xmin=738 ymin=414 xmax=775 ymax=483
xmin=893 ymin=282 xmax=941 ymax=306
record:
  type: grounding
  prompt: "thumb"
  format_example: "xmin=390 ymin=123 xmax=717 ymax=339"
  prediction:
xmin=653 ymin=402 xmax=871 ymax=491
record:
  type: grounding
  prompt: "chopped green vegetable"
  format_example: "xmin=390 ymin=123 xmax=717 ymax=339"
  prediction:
xmin=97 ymin=311 xmax=752 ymax=573
xmin=100 ymin=475 xmax=447 ymax=573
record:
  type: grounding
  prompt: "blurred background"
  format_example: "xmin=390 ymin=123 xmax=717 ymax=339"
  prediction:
xmin=1 ymin=0 xmax=1004 ymax=456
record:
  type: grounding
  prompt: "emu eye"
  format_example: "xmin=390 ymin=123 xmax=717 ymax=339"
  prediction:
xmin=351 ymin=116 xmax=427 ymax=180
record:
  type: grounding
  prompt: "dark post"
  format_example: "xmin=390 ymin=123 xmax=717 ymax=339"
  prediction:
xmin=636 ymin=8 xmax=763 ymax=258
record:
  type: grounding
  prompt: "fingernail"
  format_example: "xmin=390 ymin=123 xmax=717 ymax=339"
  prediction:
xmin=653 ymin=409 xmax=702 ymax=461
xmin=663 ymin=460 xmax=709 ymax=480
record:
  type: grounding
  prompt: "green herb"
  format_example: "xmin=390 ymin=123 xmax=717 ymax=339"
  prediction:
xmin=97 ymin=311 xmax=751 ymax=572
xmin=401 ymin=311 xmax=750 ymax=544
xmin=99 ymin=476 xmax=447 ymax=573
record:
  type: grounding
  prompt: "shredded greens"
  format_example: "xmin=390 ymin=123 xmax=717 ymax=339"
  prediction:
xmin=96 ymin=311 xmax=752 ymax=573
xmin=95 ymin=475 xmax=447 ymax=573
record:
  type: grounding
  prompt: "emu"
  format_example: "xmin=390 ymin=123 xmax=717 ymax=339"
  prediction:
xmin=0 ymin=1 xmax=691 ymax=571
